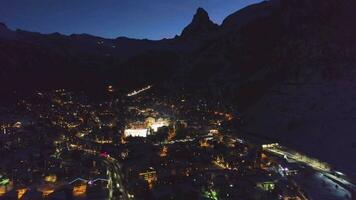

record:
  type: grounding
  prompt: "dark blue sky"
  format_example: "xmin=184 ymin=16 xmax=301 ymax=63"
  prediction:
xmin=0 ymin=0 xmax=261 ymax=40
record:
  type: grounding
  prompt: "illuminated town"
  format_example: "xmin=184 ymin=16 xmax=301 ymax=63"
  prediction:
xmin=0 ymin=86 xmax=354 ymax=200
xmin=1 ymin=0 xmax=356 ymax=199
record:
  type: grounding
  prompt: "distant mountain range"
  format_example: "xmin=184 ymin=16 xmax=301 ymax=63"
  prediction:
xmin=1 ymin=0 xmax=356 ymax=179
xmin=0 ymin=0 xmax=355 ymax=95
xmin=0 ymin=5 xmax=224 ymax=91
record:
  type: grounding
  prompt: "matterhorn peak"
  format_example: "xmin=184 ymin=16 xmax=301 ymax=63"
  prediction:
xmin=180 ymin=7 xmax=218 ymax=38
xmin=193 ymin=7 xmax=210 ymax=22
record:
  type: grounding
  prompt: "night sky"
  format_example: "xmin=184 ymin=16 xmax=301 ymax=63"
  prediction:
xmin=0 ymin=0 xmax=261 ymax=40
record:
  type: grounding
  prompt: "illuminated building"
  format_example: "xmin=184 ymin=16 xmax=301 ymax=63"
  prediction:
xmin=124 ymin=117 xmax=169 ymax=137
xmin=44 ymin=174 xmax=57 ymax=183
xmin=209 ymin=129 xmax=219 ymax=135
xmin=95 ymin=139 xmax=113 ymax=144
xmin=214 ymin=111 xmax=233 ymax=121
xmin=257 ymin=181 xmax=275 ymax=191
xmin=73 ymin=184 xmax=87 ymax=197
xmin=120 ymin=135 xmax=127 ymax=144
xmin=0 ymin=179 xmax=9 ymax=186
xmin=167 ymin=128 xmax=176 ymax=141
xmin=107 ymin=85 xmax=114 ymax=93
xmin=263 ymin=144 xmax=331 ymax=172
xmin=0 ymin=187 xmax=4 ymax=197
xmin=139 ymin=169 xmax=157 ymax=189
xmin=38 ymin=185 xmax=55 ymax=197
xmin=150 ymin=119 xmax=169 ymax=132
xmin=139 ymin=170 xmax=157 ymax=181
xmin=200 ymin=139 xmax=210 ymax=148
xmin=124 ymin=118 xmax=169 ymax=137
xmin=145 ymin=117 xmax=170 ymax=132
xmin=0 ymin=179 xmax=12 ymax=198
xmin=124 ymin=122 xmax=149 ymax=137
xmin=159 ymin=146 xmax=168 ymax=157
xmin=17 ymin=188 xmax=27 ymax=199
xmin=203 ymin=189 xmax=219 ymax=200
xmin=145 ymin=117 xmax=155 ymax=127
xmin=213 ymin=156 xmax=231 ymax=170
xmin=13 ymin=122 xmax=22 ymax=128
xmin=285 ymin=169 xmax=298 ymax=176
xmin=124 ymin=128 xmax=149 ymax=137
xmin=262 ymin=143 xmax=279 ymax=149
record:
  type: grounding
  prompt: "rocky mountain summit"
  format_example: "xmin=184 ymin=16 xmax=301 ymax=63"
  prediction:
xmin=181 ymin=7 xmax=218 ymax=38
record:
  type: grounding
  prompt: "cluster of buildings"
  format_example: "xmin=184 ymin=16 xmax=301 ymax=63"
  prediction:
xmin=0 ymin=87 xmax=317 ymax=200
xmin=0 ymin=89 xmax=121 ymax=200
xmin=114 ymin=91 xmax=307 ymax=200
xmin=124 ymin=118 xmax=170 ymax=138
